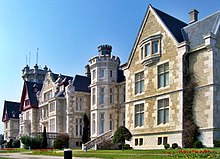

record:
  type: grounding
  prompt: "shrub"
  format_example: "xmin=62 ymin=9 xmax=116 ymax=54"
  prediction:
xmin=7 ymin=139 xmax=13 ymax=148
xmin=53 ymin=133 xmax=69 ymax=149
xmin=123 ymin=144 xmax=132 ymax=150
xmin=20 ymin=135 xmax=43 ymax=149
xmin=193 ymin=140 xmax=203 ymax=148
xmin=214 ymin=140 xmax=220 ymax=147
xmin=171 ymin=143 xmax=178 ymax=149
xmin=12 ymin=139 xmax=20 ymax=148
xmin=164 ymin=143 xmax=170 ymax=150
xmin=113 ymin=126 xmax=132 ymax=150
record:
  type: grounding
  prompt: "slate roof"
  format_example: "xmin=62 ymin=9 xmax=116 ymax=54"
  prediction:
xmin=117 ymin=69 xmax=125 ymax=83
xmin=26 ymin=81 xmax=43 ymax=106
xmin=153 ymin=6 xmax=188 ymax=43
xmin=2 ymin=101 xmax=20 ymax=122
xmin=73 ymin=75 xmax=91 ymax=93
xmin=182 ymin=11 xmax=220 ymax=50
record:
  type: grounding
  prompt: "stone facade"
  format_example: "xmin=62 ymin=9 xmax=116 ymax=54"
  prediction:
xmin=89 ymin=45 xmax=125 ymax=139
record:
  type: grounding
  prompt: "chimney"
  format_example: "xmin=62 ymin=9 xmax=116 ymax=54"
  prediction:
xmin=85 ymin=64 xmax=91 ymax=78
xmin=189 ymin=9 xmax=199 ymax=24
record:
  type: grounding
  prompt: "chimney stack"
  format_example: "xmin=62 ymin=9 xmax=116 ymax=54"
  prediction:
xmin=189 ymin=9 xmax=199 ymax=24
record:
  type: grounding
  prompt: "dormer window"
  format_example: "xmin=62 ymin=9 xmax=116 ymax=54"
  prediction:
xmin=140 ymin=34 xmax=162 ymax=66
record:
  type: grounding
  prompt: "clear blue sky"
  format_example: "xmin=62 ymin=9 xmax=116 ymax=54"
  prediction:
xmin=0 ymin=0 xmax=219 ymax=134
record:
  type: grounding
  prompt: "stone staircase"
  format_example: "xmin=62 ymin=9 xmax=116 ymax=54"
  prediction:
xmin=82 ymin=130 xmax=113 ymax=150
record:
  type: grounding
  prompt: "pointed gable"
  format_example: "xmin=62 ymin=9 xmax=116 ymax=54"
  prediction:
xmin=20 ymin=81 xmax=43 ymax=111
xmin=2 ymin=101 xmax=20 ymax=122
xmin=126 ymin=4 xmax=187 ymax=69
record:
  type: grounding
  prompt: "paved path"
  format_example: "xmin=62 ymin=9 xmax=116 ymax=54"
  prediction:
xmin=0 ymin=153 xmax=100 ymax=159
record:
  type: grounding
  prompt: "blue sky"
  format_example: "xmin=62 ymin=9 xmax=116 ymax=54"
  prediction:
xmin=0 ymin=0 xmax=219 ymax=134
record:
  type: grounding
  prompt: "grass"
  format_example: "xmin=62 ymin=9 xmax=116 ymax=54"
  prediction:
xmin=1 ymin=148 xmax=220 ymax=158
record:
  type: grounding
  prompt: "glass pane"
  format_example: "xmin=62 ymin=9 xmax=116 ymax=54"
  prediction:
xmin=158 ymin=65 xmax=164 ymax=74
xmin=141 ymin=47 xmax=144 ymax=59
xmin=140 ymin=104 xmax=144 ymax=111
xmin=165 ymin=108 xmax=169 ymax=123
xmin=152 ymin=41 xmax=159 ymax=54
xmin=165 ymin=99 xmax=169 ymax=107
xmin=135 ymin=114 xmax=139 ymax=127
xmin=165 ymin=63 xmax=169 ymax=71
xmin=135 ymin=82 xmax=138 ymax=94
xmin=135 ymin=105 xmax=139 ymax=113
xmin=158 ymin=74 xmax=164 ymax=88
xmin=140 ymin=72 xmax=144 ymax=79
xmin=145 ymin=44 xmax=150 ymax=56
xmin=158 ymin=100 xmax=163 ymax=109
xmin=135 ymin=73 xmax=140 ymax=81
xmin=140 ymin=80 xmax=144 ymax=93
xmin=140 ymin=113 xmax=144 ymax=126
xmin=158 ymin=110 xmax=163 ymax=124
xmin=165 ymin=73 xmax=169 ymax=86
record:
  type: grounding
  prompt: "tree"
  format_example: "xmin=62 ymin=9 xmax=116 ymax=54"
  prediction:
xmin=82 ymin=113 xmax=90 ymax=144
xmin=42 ymin=127 xmax=48 ymax=148
xmin=113 ymin=126 xmax=132 ymax=150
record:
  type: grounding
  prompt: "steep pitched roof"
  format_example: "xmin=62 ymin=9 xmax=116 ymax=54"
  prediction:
xmin=117 ymin=69 xmax=125 ymax=83
xmin=2 ymin=101 xmax=20 ymax=122
xmin=26 ymin=81 xmax=43 ymax=106
xmin=153 ymin=7 xmax=188 ymax=43
xmin=73 ymin=75 xmax=91 ymax=93
xmin=182 ymin=11 xmax=220 ymax=50
xmin=125 ymin=4 xmax=187 ymax=69
xmin=20 ymin=81 xmax=43 ymax=111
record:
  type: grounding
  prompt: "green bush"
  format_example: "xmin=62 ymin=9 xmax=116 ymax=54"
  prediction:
xmin=53 ymin=133 xmax=69 ymax=149
xmin=123 ymin=144 xmax=132 ymax=150
xmin=171 ymin=143 xmax=178 ymax=149
xmin=214 ymin=140 xmax=220 ymax=147
xmin=20 ymin=135 xmax=43 ymax=149
xmin=193 ymin=140 xmax=203 ymax=148
xmin=12 ymin=139 xmax=20 ymax=148
xmin=164 ymin=143 xmax=170 ymax=150
xmin=7 ymin=139 xmax=13 ymax=148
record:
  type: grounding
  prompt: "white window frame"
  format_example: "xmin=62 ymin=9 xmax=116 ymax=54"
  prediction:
xmin=157 ymin=98 xmax=169 ymax=125
xmin=134 ymin=103 xmax=144 ymax=127
xmin=135 ymin=71 xmax=144 ymax=95
xmin=158 ymin=62 xmax=169 ymax=88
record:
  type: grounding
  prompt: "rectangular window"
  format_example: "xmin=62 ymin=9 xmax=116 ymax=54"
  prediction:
xmin=110 ymin=70 xmax=113 ymax=77
xmin=135 ymin=71 xmax=144 ymax=94
xmin=109 ymin=114 xmax=113 ymax=130
xmin=92 ymin=88 xmax=96 ymax=105
xmin=141 ymin=47 xmax=144 ymax=59
xmin=152 ymin=41 xmax=159 ymax=54
xmin=92 ymin=113 xmax=96 ymax=134
xmin=145 ymin=43 xmax=150 ymax=57
xmin=110 ymin=88 xmax=114 ymax=104
xmin=163 ymin=137 xmax=168 ymax=145
xmin=157 ymin=98 xmax=169 ymax=125
xmin=100 ymin=113 xmax=105 ymax=134
xmin=49 ymin=118 xmax=55 ymax=132
xmin=49 ymin=102 xmax=55 ymax=112
xmin=44 ymin=90 xmax=52 ymax=102
xmin=139 ymin=138 xmax=143 ymax=146
xmin=158 ymin=63 xmax=169 ymax=88
xmin=135 ymin=139 xmax=138 ymax=146
xmin=76 ymin=118 xmax=83 ymax=136
xmin=135 ymin=103 xmax=144 ymax=127
xmin=92 ymin=69 xmax=96 ymax=80
xmin=25 ymin=100 xmax=29 ymax=106
xmin=76 ymin=97 xmax=83 ymax=111
xmin=158 ymin=137 xmax=162 ymax=145
xmin=99 ymin=87 xmax=105 ymax=104
xmin=99 ymin=68 xmax=105 ymax=78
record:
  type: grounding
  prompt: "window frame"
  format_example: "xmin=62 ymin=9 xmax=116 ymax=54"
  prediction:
xmin=134 ymin=103 xmax=144 ymax=127
xmin=135 ymin=71 xmax=144 ymax=95
xmin=157 ymin=98 xmax=169 ymax=125
xmin=158 ymin=62 xmax=169 ymax=88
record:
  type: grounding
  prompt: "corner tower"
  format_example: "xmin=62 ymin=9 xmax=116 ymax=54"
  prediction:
xmin=89 ymin=45 xmax=121 ymax=139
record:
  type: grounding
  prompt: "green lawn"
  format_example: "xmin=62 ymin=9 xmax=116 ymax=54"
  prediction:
xmin=1 ymin=148 xmax=220 ymax=159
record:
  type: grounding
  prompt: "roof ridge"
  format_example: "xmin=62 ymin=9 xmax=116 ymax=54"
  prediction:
xmin=152 ymin=6 xmax=187 ymax=25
